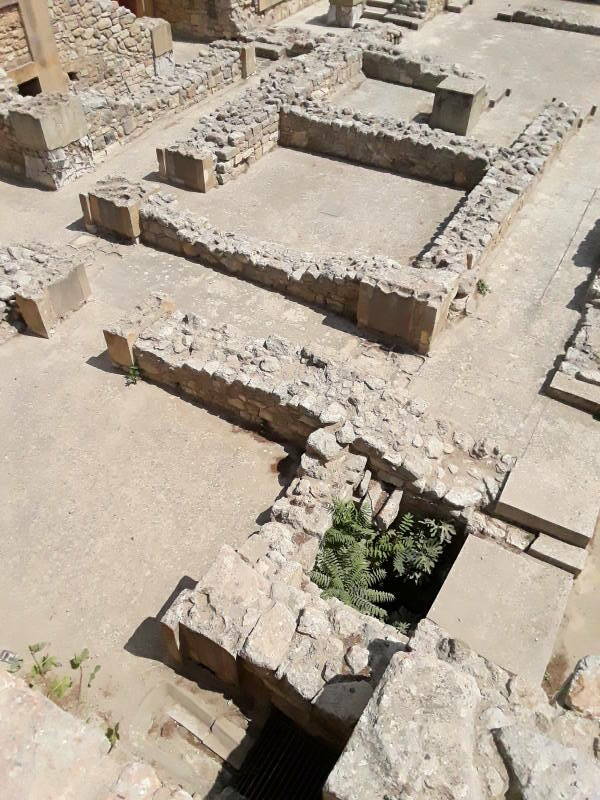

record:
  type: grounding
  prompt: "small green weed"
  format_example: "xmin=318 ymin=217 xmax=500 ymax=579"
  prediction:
xmin=476 ymin=279 xmax=491 ymax=296
xmin=126 ymin=364 xmax=141 ymax=386
xmin=106 ymin=721 xmax=120 ymax=752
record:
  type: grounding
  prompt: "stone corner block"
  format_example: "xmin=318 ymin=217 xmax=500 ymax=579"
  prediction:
xmin=15 ymin=263 xmax=91 ymax=338
xmin=103 ymin=293 xmax=175 ymax=368
xmin=10 ymin=95 xmax=88 ymax=152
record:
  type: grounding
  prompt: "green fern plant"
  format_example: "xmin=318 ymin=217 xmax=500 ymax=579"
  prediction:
xmin=311 ymin=499 xmax=457 ymax=623
xmin=312 ymin=500 xmax=394 ymax=620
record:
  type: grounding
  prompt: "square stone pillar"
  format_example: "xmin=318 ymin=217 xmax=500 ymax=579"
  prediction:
xmin=240 ymin=44 xmax=257 ymax=79
xmin=326 ymin=0 xmax=365 ymax=28
xmin=430 ymin=76 xmax=488 ymax=136
xmin=17 ymin=0 xmax=68 ymax=92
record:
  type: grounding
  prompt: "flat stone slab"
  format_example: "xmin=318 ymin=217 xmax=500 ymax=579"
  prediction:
xmin=495 ymin=404 xmax=600 ymax=547
xmin=547 ymin=371 xmax=600 ymax=416
xmin=428 ymin=535 xmax=572 ymax=684
xmin=529 ymin=533 xmax=589 ymax=576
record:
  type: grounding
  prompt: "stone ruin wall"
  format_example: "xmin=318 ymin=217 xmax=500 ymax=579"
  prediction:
xmin=0 ymin=2 xmax=30 ymax=71
xmin=153 ymin=0 xmax=320 ymax=41
xmin=47 ymin=0 xmax=160 ymax=91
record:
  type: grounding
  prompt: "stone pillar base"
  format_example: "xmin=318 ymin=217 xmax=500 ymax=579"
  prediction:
xmin=15 ymin=264 xmax=90 ymax=338
xmin=326 ymin=1 xmax=365 ymax=27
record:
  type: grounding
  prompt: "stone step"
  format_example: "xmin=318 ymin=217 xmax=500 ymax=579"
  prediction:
xmin=494 ymin=403 xmax=600 ymax=548
xmin=446 ymin=0 xmax=472 ymax=12
xmin=385 ymin=12 xmax=424 ymax=28
xmin=365 ymin=0 xmax=394 ymax=8
xmin=528 ymin=533 xmax=588 ymax=576
xmin=547 ymin=371 xmax=600 ymax=416
xmin=361 ymin=7 xmax=389 ymax=19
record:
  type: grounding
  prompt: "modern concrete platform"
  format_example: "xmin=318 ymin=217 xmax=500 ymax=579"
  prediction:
xmin=428 ymin=535 xmax=573 ymax=684
xmin=495 ymin=404 xmax=600 ymax=547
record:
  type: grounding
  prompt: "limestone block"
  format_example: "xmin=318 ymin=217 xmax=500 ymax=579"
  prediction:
xmin=427 ymin=535 xmax=573 ymax=684
xmin=548 ymin=370 xmax=600 ymax=416
xmin=239 ymin=601 xmax=297 ymax=673
xmin=494 ymin=724 xmax=600 ymax=799
xmin=144 ymin=17 xmax=173 ymax=58
xmin=357 ymin=269 xmax=456 ymax=355
xmin=15 ymin=263 xmax=90 ymax=338
xmin=565 ymin=656 xmax=600 ymax=719
xmin=240 ymin=44 xmax=257 ymax=79
xmin=10 ymin=95 xmax=88 ymax=151
xmin=84 ymin=177 xmax=150 ymax=241
xmin=103 ymin=293 xmax=175 ymax=368
xmin=430 ymin=75 xmax=488 ymax=136
xmin=495 ymin=406 xmax=599 ymax=548
xmin=529 ymin=533 xmax=588 ymax=576
xmin=157 ymin=148 xmax=217 ymax=193
xmin=326 ymin=1 xmax=365 ymax=26
xmin=323 ymin=652 xmax=485 ymax=799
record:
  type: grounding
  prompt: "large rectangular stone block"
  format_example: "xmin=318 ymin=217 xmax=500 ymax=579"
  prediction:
xmin=10 ymin=95 xmax=88 ymax=151
xmin=428 ymin=535 xmax=573 ymax=684
xmin=157 ymin=148 xmax=217 ymax=193
xmin=15 ymin=263 xmax=90 ymax=338
xmin=430 ymin=76 xmax=488 ymax=136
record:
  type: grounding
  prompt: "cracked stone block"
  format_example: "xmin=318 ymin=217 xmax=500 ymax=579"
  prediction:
xmin=157 ymin=148 xmax=217 ymax=193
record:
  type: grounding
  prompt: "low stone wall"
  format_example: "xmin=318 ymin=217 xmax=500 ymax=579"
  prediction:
xmin=0 ymin=42 xmax=248 ymax=188
xmin=0 ymin=241 xmax=91 ymax=342
xmin=417 ymin=101 xmax=582 ymax=301
xmin=157 ymin=39 xmax=363 ymax=190
xmin=123 ymin=310 xmax=510 ymax=512
xmin=83 ymin=179 xmax=458 ymax=352
xmin=361 ymin=43 xmax=485 ymax=92
xmin=279 ymin=101 xmax=493 ymax=190
xmin=548 ymin=263 xmax=600 ymax=414
xmin=161 ymin=445 xmax=409 ymax=748
xmin=499 ymin=5 xmax=600 ymax=36
xmin=81 ymin=41 xmax=244 ymax=154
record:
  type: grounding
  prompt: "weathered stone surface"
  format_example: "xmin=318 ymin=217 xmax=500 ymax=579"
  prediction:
xmin=240 ymin=601 xmax=298 ymax=672
xmin=494 ymin=724 xmax=600 ymax=799
xmin=566 ymin=656 xmax=600 ymax=720
xmin=324 ymin=652 xmax=485 ymax=800
xmin=428 ymin=535 xmax=572 ymax=684
xmin=529 ymin=532 xmax=589 ymax=576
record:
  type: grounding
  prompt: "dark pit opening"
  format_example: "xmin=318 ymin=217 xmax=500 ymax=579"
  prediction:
xmin=68 ymin=71 xmax=80 ymax=82
xmin=18 ymin=77 xmax=42 ymax=97
xmin=234 ymin=708 xmax=338 ymax=800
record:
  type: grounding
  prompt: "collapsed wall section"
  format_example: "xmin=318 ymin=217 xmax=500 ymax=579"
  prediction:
xmin=548 ymin=264 xmax=600 ymax=414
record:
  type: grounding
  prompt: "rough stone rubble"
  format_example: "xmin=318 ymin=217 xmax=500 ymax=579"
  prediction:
xmin=324 ymin=620 xmax=600 ymax=800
